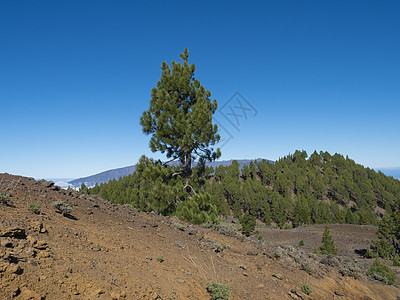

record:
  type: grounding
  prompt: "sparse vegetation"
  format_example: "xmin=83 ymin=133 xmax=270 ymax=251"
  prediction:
xmin=156 ymin=255 xmax=164 ymax=263
xmin=28 ymin=203 xmax=41 ymax=214
xmin=367 ymin=258 xmax=396 ymax=285
xmin=320 ymin=225 xmax=338 ymax=255
xmin=298 ymin=240 xmax=304 ymax=247
xmin=0 ymin=193 xmax=11 ymax=205
xmin=52 ymin=201 xmax=72 ymax=216
xmin=172 ymin=222 xmax=186 ymax=231
xmin=206 ymin=281 xmax=230 ymax=300
xmin=213 ymin=242 xmax=226 ymax=253
xmin=301 ymin=284 xmax=312 ymax=295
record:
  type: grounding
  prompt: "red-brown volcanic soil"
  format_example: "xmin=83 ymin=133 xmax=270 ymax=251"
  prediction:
xmin=1 ymin=173 xmax=399 ymax=299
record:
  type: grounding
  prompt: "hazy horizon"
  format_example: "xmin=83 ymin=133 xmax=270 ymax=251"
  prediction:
xmin=1 ymin=1 xmax=399 ymax=178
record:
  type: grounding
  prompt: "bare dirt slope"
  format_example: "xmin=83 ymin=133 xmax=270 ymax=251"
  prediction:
xmin=1 ymin=173 xmax=399 ymax=300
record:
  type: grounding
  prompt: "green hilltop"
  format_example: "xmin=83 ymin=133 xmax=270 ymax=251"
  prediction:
xmin=86 ymin=150 xmax=400 ymax=228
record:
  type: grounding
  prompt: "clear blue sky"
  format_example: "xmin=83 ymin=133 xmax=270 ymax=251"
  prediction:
xmin=1 ymin=1 xmax=399 ymax=179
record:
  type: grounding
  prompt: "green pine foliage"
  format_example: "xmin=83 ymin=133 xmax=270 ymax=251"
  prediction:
xmin=88 ymin=150 xmax=400 ymax=228
xmin=368 ymin=212 xmax=400 ymax=259
xmin=140 ymin=48 xmax=220 ymax=179
xmin=320 ymin=224 xmax=338 ymax=255
xmin=84 ymin=52 xmax=400 ymax=229
xmin=176 ymin=193 xmax=220 ymax=225
xmin=239 ymin=212 xmax=256 ymax=236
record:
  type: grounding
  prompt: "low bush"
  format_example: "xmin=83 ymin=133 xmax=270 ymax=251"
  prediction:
xmin=206 ymin=281 xmax=230 ymax=300
xmin=301 ymin=284 xmax=312 ymax=295
xmin=172 ymin=222 xmax=186 ymax=231
xmin=367 ymin=258 xmax=396 ymax=285
xmin=213 ymin=242 xmax=226 ymax=253
xmin=28 ymin=203 xmax=41 ymax=214
xmin=52 ymin=201 xmax=72 ymax=216
xmin=0 ymin=193 xmax=11 ymax=205
xmin=157 ymin=255 xmax=164 ymax=263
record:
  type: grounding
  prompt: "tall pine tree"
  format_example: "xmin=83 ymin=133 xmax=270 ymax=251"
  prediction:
xmin=140 ymin=49 xmax=221 ymax=180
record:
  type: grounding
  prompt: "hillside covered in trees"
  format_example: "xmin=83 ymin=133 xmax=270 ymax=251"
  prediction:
xmin=86 ymin=150 xmax=400 ymax=228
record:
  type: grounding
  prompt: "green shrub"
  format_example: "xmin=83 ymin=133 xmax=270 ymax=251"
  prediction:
xmin=0 ymin=193 xmax=11 ymax=205
xmin=206 ymin=281 xmax=230 ymax=300
xmin=172 ymin=222 xmax=186 ymax=231
xmin=28 ymin=203 xmax=41 ymax=214
xmin=52 ymin=201 xmax=72 ymax=215
xmin=213 ymin=242 xmax=226 ymax=253
xmin=301 ymin=284 xmax=312 ymax=295
xmin=298 ymin=240 xmax=304 ymax=247
xmin=367 ymin=258 xmax=396 ymax=285
xmin=157 ymin=255 xmax=164 ymax=263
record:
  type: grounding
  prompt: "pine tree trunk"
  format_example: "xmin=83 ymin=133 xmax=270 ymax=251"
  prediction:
xmin=183 ymin=153 xmax=192 ymax=178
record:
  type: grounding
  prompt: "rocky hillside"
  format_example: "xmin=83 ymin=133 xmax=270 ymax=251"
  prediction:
xmin=1 ymin=173 xmax=400 ymax=299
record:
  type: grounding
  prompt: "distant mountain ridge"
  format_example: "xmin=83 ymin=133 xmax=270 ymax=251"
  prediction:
xmin=69 ymin=158 xmax=272 ymax=187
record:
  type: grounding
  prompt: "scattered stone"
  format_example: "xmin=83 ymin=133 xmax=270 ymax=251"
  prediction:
xmin=335 ymin=291 xmax=344 ymax=296
xmin=7 ymin=263 xmax=23 ymax=275
xmin=258 ymin=284 xmax=265 ymax=289
xmin=31 ymin=221 xmax=47 ymax=234
xmin=0 ymin=227 xmax=26 ymax=239
xmin=111 ymin=292 xmax=121 ymax=299
xmin=2 ymin=240 xmax=17 ymax=248
xmin=27 ymin=235 xmax=38 ymax=246
xmin=290 ymin=289 xmax=305 ymax=299
xmin=45 ymin=181 xmax=55 ymax=188
xmin=272 ymin=273 xmax=284 ymax=280
xmin=239 ymin=265 xmax=247 ymax=270
xmin=243 ymin=272 xmax=248 ymax=276
xmin=18 ymin=288 xmax=42 ymax=300
xmin=10 ymin=286 xmax=21 ymax=297
xmin=175 ymin=241 xmax=186 ymax=249
xmin=247 ymin=250 xmax=258 ymax=256
xmin=187 ymin=227 xmax=197 ymax=235
xmin=0 ymin=261 xmax=10 ymax=272
xmin=36 ymin=250 xmax=51 ymax=259
xmin=92 ymin=289 xmax=105 ymax=296
xmin=34 ymin=240 xmax=48 ymax=250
